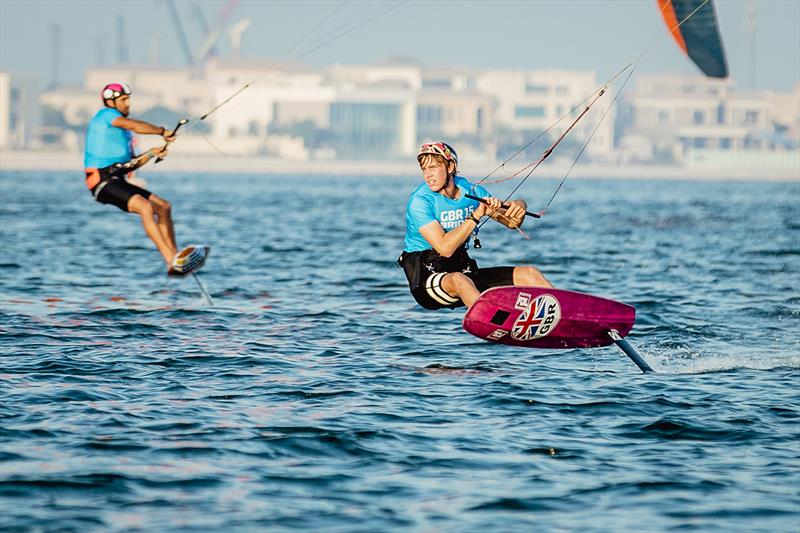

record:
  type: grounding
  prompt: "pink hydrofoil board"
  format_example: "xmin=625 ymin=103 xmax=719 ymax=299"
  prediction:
xmin=463 ymin=287 xmax=635 ymax=349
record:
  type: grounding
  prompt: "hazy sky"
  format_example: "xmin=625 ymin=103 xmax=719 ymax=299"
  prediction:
xmin=1 ymin=0 xmax=798 ymax=92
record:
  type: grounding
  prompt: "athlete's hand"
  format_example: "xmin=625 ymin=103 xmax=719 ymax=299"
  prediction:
xmin=474 ymin=196 xmax=502 ymax=218
xmin=162 ymin=129 xmax=177 ymax=142
xmin=503 ymin=200 xmax=527 ymax=220
xmin=153 ymin=146 xmax=169 ymax=160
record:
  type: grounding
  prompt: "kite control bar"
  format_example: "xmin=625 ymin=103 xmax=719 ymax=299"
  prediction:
xmin=465 ymin=194 xmax=541 ymax=219
xmin=155 ymin=118 xmax=188 ymax=164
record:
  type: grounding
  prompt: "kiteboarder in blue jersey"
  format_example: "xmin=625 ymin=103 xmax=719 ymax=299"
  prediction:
xmin=83 ymin=83 xmax=199 ymax=276
xmin=399 ymin=142 xmax=553 ymax=310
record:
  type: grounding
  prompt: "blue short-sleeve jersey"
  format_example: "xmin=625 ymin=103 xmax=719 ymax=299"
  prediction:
xmin=403 ymin=175 xmax=490 ymax=252
xmin=84 ymin=108 xmax=133 ymax=168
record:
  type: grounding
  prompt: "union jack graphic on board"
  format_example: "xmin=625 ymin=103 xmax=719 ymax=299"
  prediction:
xmin=511 ymin=294 xmax=561 ymax=341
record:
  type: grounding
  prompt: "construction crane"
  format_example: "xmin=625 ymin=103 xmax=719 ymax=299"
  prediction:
xmin=229 ymin=18 xmax=251 ymax=58
xmin=192 ymin=4 xmax=219 ymax=59
xmin=166 ymin=0 xmax=196 ymax=67
xmin=117 ymin=15 xmax=130 ymax=64
xmin=193 ymin=0 xmax=239 ymax=65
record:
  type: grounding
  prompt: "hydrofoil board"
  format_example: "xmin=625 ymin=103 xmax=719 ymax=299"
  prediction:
xmin=463 ymin=286 xmax=635 ymax=349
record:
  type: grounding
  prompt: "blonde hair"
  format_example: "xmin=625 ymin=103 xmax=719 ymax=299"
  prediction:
xmin=418 ymin=154 xmax=456 ymax=177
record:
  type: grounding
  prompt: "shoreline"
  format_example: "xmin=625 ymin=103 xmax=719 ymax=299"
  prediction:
xmin=1 ymin=149 xmax=798 ymax=181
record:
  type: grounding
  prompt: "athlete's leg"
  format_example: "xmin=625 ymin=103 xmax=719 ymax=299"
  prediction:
xmin=512 ymin=266 xmax=553 ymax=288
xmin=441 ymin=272 xmax=482 ymax=308
xmin=127 ymin=194 xmax=175 ymax=265
xmin=148 ymin=194 xmax=177 ymax=255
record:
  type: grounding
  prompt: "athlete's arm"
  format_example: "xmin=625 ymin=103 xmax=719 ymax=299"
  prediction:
xmin=419 ymin=199 xmax=496 ymax=257
xmin=111 ymin=116 xmax=176 ymax=141
xmin=419 ymin=220 xmax=477 ymax=258
xmin=125 ymin=146 xmax=169 ymax=172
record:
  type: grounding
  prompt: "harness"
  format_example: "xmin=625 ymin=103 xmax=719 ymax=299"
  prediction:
xmin=84 ymin=162 xmax=132 ymax=197
xmin=398 ymin=247 xmax=477 ymax=291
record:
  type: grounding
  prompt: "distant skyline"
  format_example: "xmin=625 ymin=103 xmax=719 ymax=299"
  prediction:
xmin=1 ymin=0 xmax=798 ymax=92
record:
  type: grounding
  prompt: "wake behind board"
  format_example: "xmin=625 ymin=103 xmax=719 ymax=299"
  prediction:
xmin=168 ymin=244 xmax=210 ymax=277
xmin=463 ymin=287 xmax=635 ymax=349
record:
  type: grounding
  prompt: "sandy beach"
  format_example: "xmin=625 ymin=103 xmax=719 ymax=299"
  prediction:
xmin=1 ymin=148 xmax=798 ymax=181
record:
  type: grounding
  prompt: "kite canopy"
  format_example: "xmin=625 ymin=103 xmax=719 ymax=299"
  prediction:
xmin=658 ymin=0 xmax=728 ymax=78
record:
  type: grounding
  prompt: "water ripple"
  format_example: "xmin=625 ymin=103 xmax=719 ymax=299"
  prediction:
xmin=1 ymin=174 xmax=798 ymax=531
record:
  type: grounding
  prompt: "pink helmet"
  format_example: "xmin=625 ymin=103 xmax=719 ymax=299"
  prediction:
xmin=101 ymin=83 xmax=132 ymax=102
xmin=417 ymin=141 xmax=458 ymax=170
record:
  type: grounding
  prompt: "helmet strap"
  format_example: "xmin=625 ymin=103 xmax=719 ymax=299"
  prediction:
xmin=437 ymin=171 xmax=456 ymax=196
xmin=444 ymin=162 xmax=457 ymax=191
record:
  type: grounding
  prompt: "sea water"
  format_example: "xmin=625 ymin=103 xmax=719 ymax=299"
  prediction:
xmin=1 ymin=171 xmax=798 ymax=531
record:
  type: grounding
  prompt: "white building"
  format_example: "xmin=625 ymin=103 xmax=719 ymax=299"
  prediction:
xmin=415 ymin=67 xmax=495 ymax=154
xmin=205 ymin=60 xmax=419 ymax=159
xmin=0 ymin=72 xmax=9 ymax=149
xmin=416 ymin=88 xmax=494 ymax=143
xmin=476 ymin=69 xmax=615 ymax=159
xmin=40 ymin=85 xmax=162 ymax=128
xmin=40 ymin=65 xmax=208 ymax=148
xmin=325 ymin=61 xmax=422 ymax=90
xmin=84 ymin=65 xmax=211 ymax=118
xmin=768 ymin=83 xmax=800 ymax=142
xmin=620 ymin=75 xmax=799 ymax=168
xmin=329 ymin=80 xmax=416 ymax=159
xmin=206 ymin=61 xmax=334 ymax=157
xmin=0 ymin=71 xmax=41 ymax=149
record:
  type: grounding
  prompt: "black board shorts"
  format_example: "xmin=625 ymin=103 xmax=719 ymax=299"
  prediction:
xmin=399 ymin=248 xmax=515 ymax=310
xmin=91 ymin=178 xmax=152 ymax=212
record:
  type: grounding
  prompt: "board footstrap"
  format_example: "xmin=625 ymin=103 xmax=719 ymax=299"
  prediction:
xmin=168 ymin=245 xmax=210 ymax=277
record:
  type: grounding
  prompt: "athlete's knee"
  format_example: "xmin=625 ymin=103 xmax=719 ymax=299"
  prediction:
xmin=443 ymin=272 xmax=475 ymax=293
xmin=127 ymin=194 xmax=152 ymax=215
xmin=514 ymin=265 xmax=550 ymax=286
xmin=150 ymin=196 xmax=172 ymax=216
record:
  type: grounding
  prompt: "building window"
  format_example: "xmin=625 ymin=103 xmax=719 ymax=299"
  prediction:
xmin=694 ymin=137 xmax=707 ymax=149
xmin=716 ymin=104 xmax=726 ymax=124
xmin=693 ymin=110 xmax=705 ymax=125
xmin=248 ymin=121 xmax=259 ymax=137
xmin=658 ymin=110 xmax=669 ymax=124
xmin=329 ymin=102 xmax=401 ymax=158
xmin=525 ymin=83 xmax=548 ymax=94
xmin=515 ymin=106 xmax=545 ymax=118
xmin=719 ymin=138 xmax=732 ymax=150
xmin=272 ymin=102 xmax=281 ymax=124
xmin=744 ymin=110 xmax=760 ymax=125
xmin=744 ymin=135 xmax=759 ymax=149
xmin=417 ymin=105 xmax=442 ymax=125
xmin=422 ymin=78 xmax=452 ymax=89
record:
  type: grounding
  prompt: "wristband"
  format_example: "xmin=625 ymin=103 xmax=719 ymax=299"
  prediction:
xmin=467 ymin=214 xmax=480 ymax=225
xmin=159 ymin=127 xmax=166 ymax=136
